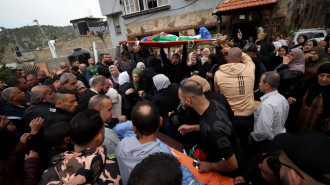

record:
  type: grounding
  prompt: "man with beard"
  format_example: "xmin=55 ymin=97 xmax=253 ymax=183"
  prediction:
xmin=88 ymin=95 xmax=120 ymax=154
xmin=23 ymin=85 xmax=55 ymax=124
xmin=96 ymin=54 xmax=112 ymax=78
xmin=178 ymin=80 xmax=243 ymax=177
xmin=76 ymin=75 xmax=111 ymax=112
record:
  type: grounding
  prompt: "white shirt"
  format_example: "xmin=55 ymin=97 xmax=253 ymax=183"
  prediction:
xmin=251 ymin=90 xmax=289 ymax=142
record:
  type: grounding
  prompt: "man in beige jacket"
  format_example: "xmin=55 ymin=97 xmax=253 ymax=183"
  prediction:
xmin=214 ymin=47 xmax=255 ymax=160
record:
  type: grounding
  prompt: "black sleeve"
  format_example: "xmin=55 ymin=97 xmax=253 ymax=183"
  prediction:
xmin=160 ymin=48 xmax=170 ymax=65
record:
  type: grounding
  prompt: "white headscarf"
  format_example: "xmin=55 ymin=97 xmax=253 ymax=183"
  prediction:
xmin=152 ymin=74 xmax=171 ymax=91
xmin=109 ymin=65 xmax=121 ymax=83
xmin=118 ymin=71 xmax=130 ymax=85
xmin=136 ymin=62 xmax=145 ymax=69
xmin=106 ymin=88 xmax=122 ymax=118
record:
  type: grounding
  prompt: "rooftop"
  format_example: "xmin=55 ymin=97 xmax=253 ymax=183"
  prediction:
xmin=70 ymin=17 xmax=105 ymax=24
xmin=214 ymin=0 xmax=277 ymax=14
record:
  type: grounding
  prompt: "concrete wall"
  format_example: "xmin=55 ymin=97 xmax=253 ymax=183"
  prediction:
xmin=125 ymin=8 xmax=217 ymax=37
xmin=99 ymin=0 xmax=220 ymax=45
xmin=106 ymin=13 xmax=128 ymax=48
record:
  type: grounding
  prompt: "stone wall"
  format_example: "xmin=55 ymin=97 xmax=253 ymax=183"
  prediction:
xmin=53 ymin=34 xmax=113 ymax=58
xmin=125 ymin=9 xmax=217 ymax=37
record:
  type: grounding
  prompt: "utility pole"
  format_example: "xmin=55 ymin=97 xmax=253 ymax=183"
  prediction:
xmin=33 ymin=19 xmax=57 ymax=58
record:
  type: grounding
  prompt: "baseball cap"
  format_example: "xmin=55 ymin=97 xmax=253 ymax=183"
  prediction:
xmin=281 ymin=131 xmax=330 ymax=184
xmin=243 ymin=43 xmax=258 ymax=53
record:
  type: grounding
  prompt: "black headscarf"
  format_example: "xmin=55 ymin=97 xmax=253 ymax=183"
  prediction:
xmin=306 ymin=63 xmax=330 ymax=117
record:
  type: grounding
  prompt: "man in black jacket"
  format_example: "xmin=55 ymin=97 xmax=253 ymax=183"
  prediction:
xmin=70 ymin=66 xmax=90 ymax=88
xmin=96 ymin=54 xmax=111 ymax=78
xmin=178 ymin=80 xmax=243 ymax=177
xmin=76 ymin=75 xmax=110 ymax=113
xmin=43 ymin=89 xmax=77 ymax=129
xmin=160 ymin=45 xmax=188 ymax=84
xmin=23 ymin=85 xmax=54 ymax=125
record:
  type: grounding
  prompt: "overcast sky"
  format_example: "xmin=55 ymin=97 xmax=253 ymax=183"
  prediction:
xmin=0 ymin=0 xmax=104 ymax=28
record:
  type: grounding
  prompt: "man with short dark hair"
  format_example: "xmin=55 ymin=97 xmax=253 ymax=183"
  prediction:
xmin=249 ymin=72 xmax=289 ymax=145
xmin=70 ymin=65 xmax=89 ymax=88
xmin=160 ymin=45 xmax=188 ymax=83
xmin=178 ymin=80 xmax=243 ymax=177
xmin=116 ymin=41 xmax=136 ymax=76
xmin=96 ymin=53 xmax=112 ymax=78
xmin=115 ymin=102 xmax=200 ymax=185
xmin=43 ymin=89 xmax=78 ymax=129
xmin=11 ymin=69 xmax=22 ymax=78
xmin=278 ymin=131 xmax=330 ymax=185
xmin=40 ymin=109 xmax=122 ymax=185
xmin=128 ymin=152 xmax=183 ymax=185
xmin=37 ymin=70 xmax=50 ymax=84
xmin=59 ymin=73 xmax=78 ymax=92
xmin=9 ymin=77 xmax=30 ymax=104
xmin=76 ymin=75 xmax=111 ymax=112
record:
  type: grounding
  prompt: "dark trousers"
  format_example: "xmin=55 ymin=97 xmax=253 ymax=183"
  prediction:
xmin=232 ymin=114 xmax=254 ymax=161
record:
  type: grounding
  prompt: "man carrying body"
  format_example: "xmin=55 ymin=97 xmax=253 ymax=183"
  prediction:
xmin=214 ymin=47 xmax=255 ymax=159
xmin=178 ymin=80 xmax=243 ymax=177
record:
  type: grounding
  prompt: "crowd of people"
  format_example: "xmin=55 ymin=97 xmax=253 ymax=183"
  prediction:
xmin=0 ymin=30 xmax=330 ymax=185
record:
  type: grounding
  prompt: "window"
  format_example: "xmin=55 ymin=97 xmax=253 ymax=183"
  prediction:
xmin=124 ymin=0 xmax=141 ymax=14
xmin=124 ymin=0 xmax=169 ymax=14
xmin=113 ymin=16 xmax=122 ymax=35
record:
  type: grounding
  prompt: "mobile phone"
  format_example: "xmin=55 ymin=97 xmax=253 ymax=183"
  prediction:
xmin=238 ymin=29 xmax=242 ymax=34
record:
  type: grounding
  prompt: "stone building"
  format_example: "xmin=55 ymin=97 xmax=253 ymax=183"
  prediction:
xmin=214 ymin=0 xmax=289 ymax=42
xmin=98 ymin=0 xmax=220 ymax=46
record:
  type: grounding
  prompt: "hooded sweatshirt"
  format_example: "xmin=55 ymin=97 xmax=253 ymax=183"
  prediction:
xmin=40 ymin=146 xmax=121 ymax=185
xmin=115 ymin=136 xmax=164 ymax=185
xmin=214 ymin=53 xmax=255 ymax=116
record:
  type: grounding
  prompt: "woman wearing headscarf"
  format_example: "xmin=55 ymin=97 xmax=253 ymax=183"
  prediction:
xmin=124 ymin=68 xmax=142 ymax=108
xmin=186 ymin=52 xmax=202 ymax=76
xmin=200 ymin=48 xmax=210 ymax=65
xmin=292 ymin=35 xmax=308 ymax=50
xmin=200 ymin=53 xmax=220 ymax=91
xmin=118 ymin=71 xmax=133 ymax=118
xmin=108 ymin=65 xmax=121 ymax=90
xmin=275 ymin=48 xmax=305 ymax=95
xmin=303 ymin=40 xmax=317 ymax=60
xmin=287 ymin=63 xmax=330 ymax=135
xmin=136 ymin=62 xmax=145 ymax=70
xmin=271 ymin=45 xmax=289 ymax=70
xmin=151 ymin=74 xmax=180 ymax=139
xmin=284 ymin=37 xmax=293 ymax=49
xmin=304 ymin=46 xmax=330 ymax=79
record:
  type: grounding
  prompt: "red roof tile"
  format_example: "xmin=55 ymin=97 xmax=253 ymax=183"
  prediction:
xmin=216 ymin=0 xmax=277 ymax=13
